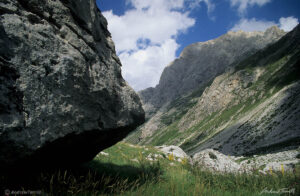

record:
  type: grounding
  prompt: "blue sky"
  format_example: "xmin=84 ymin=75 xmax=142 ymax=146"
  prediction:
xmin=96 ymin=0 xmax=300 ymax=91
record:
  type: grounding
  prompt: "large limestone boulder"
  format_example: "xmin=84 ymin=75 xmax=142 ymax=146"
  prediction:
xmin=192 ymin=149 xmax=241 ymax=173
xmin=0 ymin=0 xmax=144 ymax=168
xmin=156 ymin=145 xmax=189 ymax=159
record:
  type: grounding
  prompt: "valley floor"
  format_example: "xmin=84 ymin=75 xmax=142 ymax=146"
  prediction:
xmin=1 ymin=142 xmax=299 ymax=195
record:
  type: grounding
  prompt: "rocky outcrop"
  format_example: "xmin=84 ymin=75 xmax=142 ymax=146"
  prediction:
xmin=156 ymin=145 xmax=189 ymax=159
xmin=192 ymin=149 xmax=241 ymax=173
xmin=192 ymin=148 xmax=299 ymax=173
xmin=140 ymin=27 xmax=285 ymax=118
xmin=0 ymin=0 xmax=144 ymax=169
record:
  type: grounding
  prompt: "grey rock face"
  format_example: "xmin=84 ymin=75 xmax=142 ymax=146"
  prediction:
xmin=0 ymin=0 xmax=144 ymax=168
xmin=140 ymin=27 xmax=285 ymax=117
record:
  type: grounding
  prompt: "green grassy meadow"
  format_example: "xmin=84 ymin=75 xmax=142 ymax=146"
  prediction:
xmin=2 ymin=142 xmax=299 ymax=195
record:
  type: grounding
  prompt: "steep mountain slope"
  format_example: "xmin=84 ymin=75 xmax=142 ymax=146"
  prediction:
xmin=127 ymin=27 xmax=286 ymax=143
xmin=140 ymin=27 xmax=285 ymax=118
xmin=180 ymin=24 xmax=300 ymax=155
xmin=127 ymin=25 xmax=300 ymax=156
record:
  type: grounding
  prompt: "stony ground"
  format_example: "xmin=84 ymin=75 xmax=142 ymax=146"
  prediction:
xmin=123 ymin=143 xmax=300 ymax=174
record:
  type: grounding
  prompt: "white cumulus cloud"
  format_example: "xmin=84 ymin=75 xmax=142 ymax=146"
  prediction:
xmin=230 ymin=18 xmax=276 ymax=32
xmin=230 ymin=0 xmax=271 ymax=15
xmin=279 ymin=16 xmax=299 ymax=32
xmin=231 ymin=16 xmax=299 ymax=32
xmin=103 ymin=0 xmax=214 ymax=91
xmin=120 ymin=39 xmax=179 ymax=90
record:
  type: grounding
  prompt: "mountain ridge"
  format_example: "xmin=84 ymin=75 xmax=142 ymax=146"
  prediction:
xmin=139 ymin=26 xmax=286 ymax=119
xmin=126 ymin=25 xmax=300 ymax=157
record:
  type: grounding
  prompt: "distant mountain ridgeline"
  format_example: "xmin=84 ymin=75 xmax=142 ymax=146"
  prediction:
xmin=126 ymin=25 xmax=300 ymax=156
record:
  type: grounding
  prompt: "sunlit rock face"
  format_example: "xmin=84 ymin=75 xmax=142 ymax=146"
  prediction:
xmin=0 ymin=0 xmax=144 ymax=169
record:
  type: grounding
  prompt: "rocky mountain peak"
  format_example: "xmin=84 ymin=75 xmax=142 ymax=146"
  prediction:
xmin=180 ymin=26 xmax=285 ymax=59
xmin=265 ymin=25 xmax=285 ymax=35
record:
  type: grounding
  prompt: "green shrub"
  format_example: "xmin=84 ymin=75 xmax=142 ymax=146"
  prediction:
xmin=209 ymin=152 xmax=217 ymax=160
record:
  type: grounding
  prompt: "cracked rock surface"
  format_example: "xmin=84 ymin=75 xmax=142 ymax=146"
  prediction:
xmin=0 ymin=0 xmax=144 ymax=168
